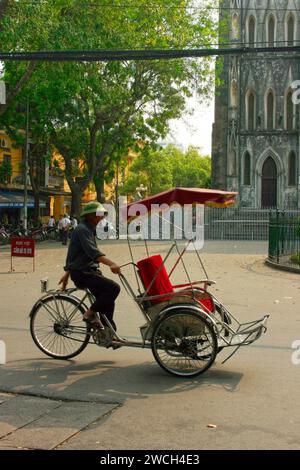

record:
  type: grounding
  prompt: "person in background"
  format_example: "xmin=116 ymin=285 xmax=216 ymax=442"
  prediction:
xmin=48 ymin=215 xmax=55 ymax=228
xmin=58 ymin=214 xmax=64 ymax=242
xmin=61 ymin=213 xmax=71 ymax=245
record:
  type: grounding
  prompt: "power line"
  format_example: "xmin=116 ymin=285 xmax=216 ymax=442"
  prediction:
xmin=10 ymin=0 xmax=300 ymax=12
xmin=0 ymin=45 xmax=299 ymax=62
xmin=1 ymin=39 xmax=299 ymax=54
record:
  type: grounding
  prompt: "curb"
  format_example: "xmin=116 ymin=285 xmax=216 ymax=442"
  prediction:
xmin=265 ymin=257 xmax=300 ymax=274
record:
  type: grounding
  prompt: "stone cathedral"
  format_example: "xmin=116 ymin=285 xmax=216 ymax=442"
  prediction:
xmin=211 ymin=0 xmax=300 ymax=209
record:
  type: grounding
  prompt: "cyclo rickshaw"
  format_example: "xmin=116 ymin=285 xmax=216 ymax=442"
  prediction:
xmin=29 ymin=188 xmax=268 ymax=378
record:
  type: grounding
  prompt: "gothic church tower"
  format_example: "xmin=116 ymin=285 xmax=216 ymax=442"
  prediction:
xmin=212 ymin=0 xmax=300 ymax=209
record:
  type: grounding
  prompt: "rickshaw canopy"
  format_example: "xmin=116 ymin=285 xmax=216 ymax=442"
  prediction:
xmin=122 ymin=187 xmax=238 ymax=222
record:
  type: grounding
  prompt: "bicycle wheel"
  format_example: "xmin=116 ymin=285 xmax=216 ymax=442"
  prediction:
xmin=30 ymin=293 xmax=91 ymax=359
xmin=151 ymin=308 xmax=217 ymax=377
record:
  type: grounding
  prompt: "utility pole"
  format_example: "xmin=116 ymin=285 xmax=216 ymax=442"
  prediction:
xmin=24 ymin=97 xmax=29 ymax=231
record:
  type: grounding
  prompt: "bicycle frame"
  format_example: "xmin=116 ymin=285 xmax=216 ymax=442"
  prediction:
xmin=34 ymin=283 xmax=156 ymax=349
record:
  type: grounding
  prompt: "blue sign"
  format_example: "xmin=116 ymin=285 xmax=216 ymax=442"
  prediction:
xmin=0 ymin=203 xmax=35 ymax=208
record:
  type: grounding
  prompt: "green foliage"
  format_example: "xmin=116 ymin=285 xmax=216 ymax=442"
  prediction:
xmin=290 ymin=253 xmax=300 ymax=265
xmin=123 ymin=144 xmax=211 ymax=197
xmin=0 ymin=158 xmax=12 ymax=183
xmin=0 ymin=0 xmax=219 ymax=213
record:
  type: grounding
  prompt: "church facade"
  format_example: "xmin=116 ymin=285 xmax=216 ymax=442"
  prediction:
xmin=212 ymin=0 xmax=300 ymax=209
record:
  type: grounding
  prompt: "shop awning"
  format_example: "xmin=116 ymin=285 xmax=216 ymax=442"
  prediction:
xmin=0 ymin=190 xmax=47 ymax=208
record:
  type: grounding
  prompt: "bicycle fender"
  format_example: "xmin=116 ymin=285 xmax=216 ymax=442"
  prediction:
xmin=155 ymin=303 xmax=218 ymax=328
xmin=28 ymin=291 xmax=89 ymax=318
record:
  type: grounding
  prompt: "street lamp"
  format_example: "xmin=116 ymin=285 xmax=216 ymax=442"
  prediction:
xmin=135 ymin=183 xmax=147 ymax=200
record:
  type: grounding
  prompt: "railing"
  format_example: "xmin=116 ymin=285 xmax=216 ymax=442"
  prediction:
xmin=123 ymin=207 xmax=290 ymax=241
xmin=268 ymin=211 xmax=300 ymax=269
xmin=204 ymin=207 xmax=271 ymax=240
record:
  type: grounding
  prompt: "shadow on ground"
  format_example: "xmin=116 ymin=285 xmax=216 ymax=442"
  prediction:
xmin=0 ymin=358 xmax=243 ymax=406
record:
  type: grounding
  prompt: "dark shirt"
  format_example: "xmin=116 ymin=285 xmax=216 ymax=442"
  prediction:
xmin=64 ymin=220 xmax=105 ymax=272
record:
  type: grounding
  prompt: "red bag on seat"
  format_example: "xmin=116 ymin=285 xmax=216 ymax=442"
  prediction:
xmin=137 ymin=255 xmax=174 ymax=303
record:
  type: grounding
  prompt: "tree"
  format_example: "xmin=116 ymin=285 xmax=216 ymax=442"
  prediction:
xmin=0 ymin=1 xmax=75 ymax=116
xmin=0 ymin=0 xmax=78 ymax=219
xmin=0 ymin=0 xmax=219 ymax=217
xmin=171 ymin=146 xmax=211 ymax=188
xmin=0 ymin=157 xmax=12 ymax=183
xmin=123 ymin=145 xmax=174 ymax=196
xmin=123 ymin=144 xmax=211 ymax=198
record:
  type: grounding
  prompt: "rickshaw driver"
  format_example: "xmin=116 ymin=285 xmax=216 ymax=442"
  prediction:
xmin=58 ymin=201 xmax=121 ymax=331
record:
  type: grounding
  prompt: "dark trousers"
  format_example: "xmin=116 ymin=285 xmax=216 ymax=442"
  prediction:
xmin=70 ymin=270 xmax=120 ymax=325
xmin=61 ymin=229 xmax=68 ymax=245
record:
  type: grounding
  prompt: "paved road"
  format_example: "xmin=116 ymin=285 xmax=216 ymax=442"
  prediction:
xmin=0 ymin=240 xmax=299 ymax=450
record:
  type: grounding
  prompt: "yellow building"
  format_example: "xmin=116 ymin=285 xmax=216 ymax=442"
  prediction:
xmin=0 ymin=133 xmax=64 ymax=223
xmin=0 ymin=131 xmax=23 ymax=185
xmin=0 ymin=131 xmax=42 ymax=224
xmin=0 ymin=130 xmax=141 ymax=224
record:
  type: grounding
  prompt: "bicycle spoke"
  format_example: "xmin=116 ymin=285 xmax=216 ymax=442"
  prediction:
xmin=31 ymin=295 xmax=90 ymax=359
xmin=152 ymin=311 xmax=217 ymax=377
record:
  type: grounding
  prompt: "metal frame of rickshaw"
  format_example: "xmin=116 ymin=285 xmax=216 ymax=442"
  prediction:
xmin=109 ymin=234 xmax=269 ymax=363
xmin=31 ymin=213 xmax=268 ymax=374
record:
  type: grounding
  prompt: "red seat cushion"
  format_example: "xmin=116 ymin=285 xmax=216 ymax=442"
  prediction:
xmin=137 ymin=255 xmax=174 ymax=303
xmin=137 ymin=255 xmax=215 ymax=312
xmin=194 ymin=291 xmax=215 ymax=313
xmin=179 ymin=288 xmax=214 ymax=313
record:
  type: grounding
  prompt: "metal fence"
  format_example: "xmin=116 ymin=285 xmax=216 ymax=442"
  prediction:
xmin=130 ymin=207 xmax=273 ymax=241
xmin=204 ymin=207 xmax=271 ymax=240
xmin=123 ymin=207 xmax=300 ymax=243
xmin=268 ymin=212 xmax=300 ymax=269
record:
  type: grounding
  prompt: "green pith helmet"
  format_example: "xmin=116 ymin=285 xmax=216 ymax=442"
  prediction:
xmin=80 ymin=201 xmax=106 ymax=218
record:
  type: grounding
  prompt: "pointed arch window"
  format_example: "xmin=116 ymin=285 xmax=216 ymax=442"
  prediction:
xmin=288 ymin=151 xmax=296 ymax=186
xmin=248 ymin=16 xmax=256 ymax=46
xmin=266 ymin=90 xmax=275 ymax=130
xmin=243 ymin=152 xmax=251 ymax=185
xmin=246 ymin=90 xmax=256 ymax=131
xmin=287 ymin=15 xmax=295 ymax=46
xmin=232 ymin=13 xmax=239 ymax=40
xmin=231 ymin=79 xmax=238 ymax=107
xmin=286 ymin=89 xmax=294 ymax=130
xmin=267 ymin=15 xmax=276 ymax=47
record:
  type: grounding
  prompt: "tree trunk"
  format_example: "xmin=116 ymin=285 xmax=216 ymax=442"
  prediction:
xmin=95 ymin=176 xmax=105 ymax=203
xmin=71 ymin=186 xmax=84 ymax=219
